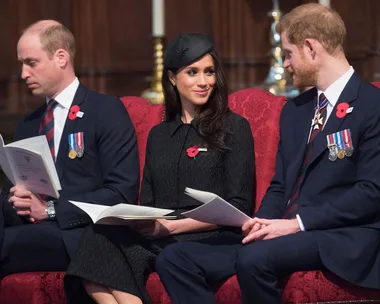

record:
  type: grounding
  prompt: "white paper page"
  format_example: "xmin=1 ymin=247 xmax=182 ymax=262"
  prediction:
xmin=0 ymin=135 xmax=15 ymax=184
xmin=182 ymin=197 xmax=251 ymax=227
xmin=95 ymin=215 xmax=176 ymax=226
xmin=69 ymin=201 xmax=175 ymax=223
xmin=184 ymin=187 xmax=218 ymax=203
xmin=98 ymin=204 xmax=174 ymax=221
xmin=8 ymin=136 xmax=61 ymax=191
xmin=70 ymin=201 xmax=110 ymax=223
xmin=6 ymin=147 xmax=59 ymax=198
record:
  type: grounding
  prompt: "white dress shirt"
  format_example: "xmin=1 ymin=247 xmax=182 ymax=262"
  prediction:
xmin=297 ymin=66 xmax=355 ymax=231
xmin=45 ymin=77 xmax=80 ymax=158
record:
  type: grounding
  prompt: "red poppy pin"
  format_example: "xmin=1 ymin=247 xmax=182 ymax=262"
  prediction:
xmin=336 ymin=102 xmax=349 ymax=119
xmin=68 ymin=105 xmax=80 ymax=120
xmin=187 ymin=145 xmax=199 ymax=159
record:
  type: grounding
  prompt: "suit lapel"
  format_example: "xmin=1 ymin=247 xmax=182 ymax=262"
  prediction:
xmin=19 ymin=105 xmax=46 ymax=140
xmin=306 ymin=73 xmax=361 ymax=169
xmin=286 ymin=91 xmax=317 ymax=198
xmin=55 ymin=85 xmax=88 ymax=180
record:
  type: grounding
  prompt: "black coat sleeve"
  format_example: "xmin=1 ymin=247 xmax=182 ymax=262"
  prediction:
xmin=139 ymin=130 xmax=155 ymax=207
xmin=223 ymin=115 xmax=255 ymax=215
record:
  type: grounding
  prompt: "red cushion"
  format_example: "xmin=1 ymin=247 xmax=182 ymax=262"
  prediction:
xmin=1 ymin=92 xmax=380 ymax=303
xmin=0 ymin=272 xmax=66 ymax=304
xmin=228 ymin=88 xmax=286 ymax=209
xmin=284 ymin=271 xmax=380 ymax=303
xmin=2 ymin=271 xmax=380 ymax=304
xmin=119 ymin=96 xmax=164 ymax=188
xmin=146 ymin=273 xmax=241 ymax=304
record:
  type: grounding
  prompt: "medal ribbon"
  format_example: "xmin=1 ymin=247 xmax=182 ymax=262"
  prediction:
xmin=69 ymin=134 xmax=73 ymax=151
xmin=343 ymin=129 xmax=353 ymax=149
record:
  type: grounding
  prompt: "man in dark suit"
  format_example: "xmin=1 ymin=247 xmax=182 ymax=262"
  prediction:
xmin=0 ymin=20 xmax=139 ymax=276
xmin=155 ymin=4 xmax=380 ymax=303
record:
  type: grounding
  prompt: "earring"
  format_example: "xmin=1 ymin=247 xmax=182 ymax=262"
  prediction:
xmin=171 ymin=82 xmax=176 ymax=87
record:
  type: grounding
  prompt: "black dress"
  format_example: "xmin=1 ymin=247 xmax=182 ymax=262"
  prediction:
xmin=64 ymin=111 xmax=255 ymax=304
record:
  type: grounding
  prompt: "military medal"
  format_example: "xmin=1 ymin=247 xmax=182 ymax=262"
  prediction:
xmin=311 ymin=111 xmax=324 ymax=130
xmin=336 ymin=131 xmax=346 ymax=160
xmin=342 ymin=129 xmax=354 ymax=157
xmin=68 ymin=133 xmax=78 ymax=159
xmin=68 ymin=133 xmax=76 ymax=159
xmin=68 ymin=149 xmax=77 ymax=159
xmin=327 ymin=134 xmax=337 ymax=161
xmin=337 ymin=148 xmax=345 ymax=159
xmin=76 ymin=132 xmax=84 ymax=158
xmin=328 ymin=145 xmax=337 ymax=161
xmin=312 ymin=96 xmax=329 ymax=130
xmin=77 ymin=148 xmax=84 ymax=158
xmin=68 ymin=132 xmax=85 ymax=159
xmin=345 ymin=146 xmax=353 ymax=157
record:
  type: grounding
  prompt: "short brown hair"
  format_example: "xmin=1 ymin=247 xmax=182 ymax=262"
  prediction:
xmin=277 ymin=3 xmax=346 ymax=55
xmin=40 ymin=24 xmax=76 ymax=65
xmin=24 ymin=21 xmax=76 ymax=65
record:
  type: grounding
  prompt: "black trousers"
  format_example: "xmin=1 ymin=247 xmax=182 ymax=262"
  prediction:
xmin=156 ymin=232 xmax=323 ymax=304
xmin=0 ymin=221 xmax=70 ymax=277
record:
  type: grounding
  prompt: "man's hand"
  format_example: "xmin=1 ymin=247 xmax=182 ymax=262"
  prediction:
xmin=8 ymin=186 xmax=49 ymax=222
xmin=242 ymin=217 xmax=266 ymax=237
xmin=242 ymin=218 xmax=300 ymax=244
xmin=130 ymin=219 xmax=173 ymax=238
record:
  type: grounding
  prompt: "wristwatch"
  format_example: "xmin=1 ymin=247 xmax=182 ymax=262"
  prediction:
xmin=45 ymin=200 xmax=56 ymax=220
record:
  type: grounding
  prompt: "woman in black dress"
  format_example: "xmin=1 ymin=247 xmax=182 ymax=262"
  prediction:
xmin=64 ymin=33 xmax=255 ymax=304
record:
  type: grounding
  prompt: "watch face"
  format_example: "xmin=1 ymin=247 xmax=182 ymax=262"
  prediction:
xmin=47 ymin=206 xmax=55 ymax=215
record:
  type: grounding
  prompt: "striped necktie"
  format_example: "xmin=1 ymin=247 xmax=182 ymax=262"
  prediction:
xmin=39 ymin=99 xmax=58 ymax=160
xmin=283 ymin=93 xmax=328 ymax=219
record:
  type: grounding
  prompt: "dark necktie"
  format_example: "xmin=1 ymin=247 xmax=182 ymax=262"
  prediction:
xmin=39 ymin=99 xmax=58 ymax=160
xmin=283 ymin=93 xmax=328 ymax=219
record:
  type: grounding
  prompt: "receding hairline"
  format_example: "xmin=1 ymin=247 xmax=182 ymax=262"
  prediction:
xmin=22 ymin=20 xmax=63 ymax=36
xmin=19 ymin=20 xmax=76 ymax=65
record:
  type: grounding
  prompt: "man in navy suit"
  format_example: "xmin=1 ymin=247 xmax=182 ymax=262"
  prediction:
xmin=0 ymin=20 xmax=139 ymax=276
xmin=155 ymin=4 xmax=380 ymax=303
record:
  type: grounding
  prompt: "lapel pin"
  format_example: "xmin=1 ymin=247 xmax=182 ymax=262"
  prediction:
xmin=68 ymin=105 xmax=80 ymax=120
xmin=187 ymin=145 xmax=199 ymax=159
xmin=346 ymin=107 xmax=354 ymax=114
xmin=336 ymin=102 xmax=349 ymax=118
xmin=186 ymin=145 xmax=207 ymax=160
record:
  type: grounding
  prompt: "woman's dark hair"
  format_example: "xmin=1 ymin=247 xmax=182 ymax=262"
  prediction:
xmin=162 ymin=49 xmax=230 ymax=150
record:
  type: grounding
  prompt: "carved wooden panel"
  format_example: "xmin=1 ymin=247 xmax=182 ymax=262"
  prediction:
xmin=0 ymin=0 xmax=378 ymax=137
xmin=0 ymin=0 xmax=379 ymax=187
xmin=332 ymin=0 xmax=380 ymax=80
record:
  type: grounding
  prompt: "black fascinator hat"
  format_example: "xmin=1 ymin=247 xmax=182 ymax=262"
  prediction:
xmin=164 ymin=33 xmax=214 ymax=70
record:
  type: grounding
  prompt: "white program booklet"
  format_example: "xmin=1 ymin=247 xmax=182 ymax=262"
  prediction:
xmin=0 ymin=134 xmax=61 ymax=198
xmin=70 ymin=201 xmax=177 ymax=225
xmin=182 ymin=187 xmax=251 ymax=227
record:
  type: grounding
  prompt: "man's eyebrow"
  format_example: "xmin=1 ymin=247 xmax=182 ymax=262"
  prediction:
xmin=18 ymin=57 xmax=37 ymax=63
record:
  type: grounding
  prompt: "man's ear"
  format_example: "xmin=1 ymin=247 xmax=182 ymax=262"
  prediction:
xmin=168 ymin=70 xmax=176 ymax=86
xmin=304 ymin=38 xmax=317 ymax=59
xmin=55 ymin=49 xmax=69 ymax=68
